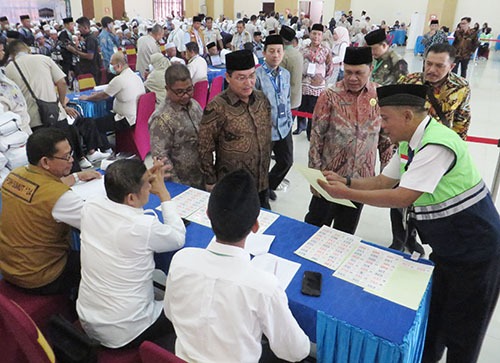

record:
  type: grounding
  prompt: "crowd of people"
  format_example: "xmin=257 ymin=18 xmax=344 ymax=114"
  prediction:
xmin=0 ymin=7 xmax=499 ymax=363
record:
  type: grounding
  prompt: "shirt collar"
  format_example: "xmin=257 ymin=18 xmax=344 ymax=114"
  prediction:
xmin=206 ymin=240 xmax=251 ymax=261
xmin=226 ymin=87 xmax=255 ymax=106
xmin=165 ymin=97 xmax=191 ymax=112
xmin=409 ymin=115 xmax=431 ymax=151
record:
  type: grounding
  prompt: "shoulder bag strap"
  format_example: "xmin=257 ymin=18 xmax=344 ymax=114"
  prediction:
xmin=13 ymin=60 xmax=38 ymax=101
xmin=425 ymin=84 xmax=450 ymax=128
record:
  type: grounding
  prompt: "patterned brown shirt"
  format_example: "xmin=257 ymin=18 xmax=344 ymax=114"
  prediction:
xmin=198 ymin=88 xmax=272 ymax=192
xmin=371 ymin=49 xmax=408 ymax=86
xmin=309 ymin=81 xmax=393 ymax=177
xmin=149 ymin=98 xmax=205 ymax=189
xmin=399 ymin=72 xmax=471 ymax=139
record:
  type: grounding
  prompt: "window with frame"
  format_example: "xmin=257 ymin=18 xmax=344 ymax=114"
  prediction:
xmin=153 ymin=0 xmax=184 ymax=20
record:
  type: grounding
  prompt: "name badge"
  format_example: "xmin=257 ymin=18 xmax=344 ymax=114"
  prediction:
xmin=278 ymin=103 xmax=286 ymax=118
xmin=307 ymin=62 xmax=317 ymax=75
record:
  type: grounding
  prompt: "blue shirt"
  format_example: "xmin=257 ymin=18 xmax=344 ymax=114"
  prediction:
xmin=255 ymin=63 xmax=293 ymax=140
xmin=98 ymin=30 xmax=119 ymax=68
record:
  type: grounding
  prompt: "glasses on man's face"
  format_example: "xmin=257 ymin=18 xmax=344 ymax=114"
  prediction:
xmin=51 ymin=150 xmax=74 ymax=162
xmin=232 ymin=73 xmax=256 ymax=83
xmin=170 ymin=86 xmax=194 ymax=96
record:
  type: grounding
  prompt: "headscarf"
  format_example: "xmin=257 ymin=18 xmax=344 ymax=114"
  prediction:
xmin=333 ymin=27 xmax=350 ymax=46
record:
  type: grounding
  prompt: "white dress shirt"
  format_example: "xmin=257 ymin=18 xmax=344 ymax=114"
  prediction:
xmin=164 ymin=240 xmax=310 ymax=363
xmin=382 ymin=116 xmax=455 ymax=193
xmin=77 ymin=198 xmax=186 ymax=348
xmin=187 ymin=55 xmax=208 ymax=85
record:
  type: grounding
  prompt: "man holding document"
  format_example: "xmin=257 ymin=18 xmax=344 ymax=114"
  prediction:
xmin=306 ymin=46 xmax=393 ymax=234
xmin=318 ymin=84 xmax=500 ymax=363
xmin=164 ymin=170 xmax=310 ymax=362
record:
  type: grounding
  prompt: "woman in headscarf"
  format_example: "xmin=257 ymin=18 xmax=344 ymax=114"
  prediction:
xmin=144 ymin=53 xmax=171 ymax=104
xmin=327 ymin=26 xmax=350 ymax=85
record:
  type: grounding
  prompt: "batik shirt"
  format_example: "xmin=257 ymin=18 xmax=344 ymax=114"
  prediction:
xmin=309 ymin=81 xmax=393 ymax=177
xmin=301 ymin=44 xmax=333 ymax=97
xmin=149 ymin=98 xmax=205 ymax=189
xmin=198 ymin=88 xmax=272 ymax=192
xmin=98 ymin=30 xmax=119 ymax=68
xmin=371 ymin=50 xmax=408 ymax=86
xmin=399 ymin=72 xmax=471 ymax=139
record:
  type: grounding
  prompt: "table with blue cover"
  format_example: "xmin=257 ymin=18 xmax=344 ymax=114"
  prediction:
xmin=390 ymin=30 xmax=407 ymax=46
xmin=67 ymin=90 xmax=113 ymax=118
xmin=149 ymin=182 xmax=433 ymax=363
xmin=207 ymin=65 xmax=226 ymax=84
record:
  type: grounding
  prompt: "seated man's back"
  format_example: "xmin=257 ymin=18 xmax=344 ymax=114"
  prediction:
xmin=164 ymin=170 xmax=310 ymax=362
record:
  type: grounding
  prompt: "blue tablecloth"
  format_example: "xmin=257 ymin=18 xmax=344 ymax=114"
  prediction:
xmin=390 ymin=30 xmax=406 ymax=46
xmin=148 ymin=183 xmax=432 ymax=363
xmin=67 ymin=90 xmax=113 ymax=118
xmin=414 ymin=36 xmax=425 ymax=55
xmin=207 ymin=65 xmax=226 ymax=84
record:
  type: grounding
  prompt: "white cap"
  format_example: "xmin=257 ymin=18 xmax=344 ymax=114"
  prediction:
xmin=124 ymin=29 xmax=131 ymax=34
xmin=50 ymin=29 xmax=57 ymax=34
xmin=116 ymin=29 xmax=122 ymax=33
xmin=90 ymin=27 xmax=98 ymax=33
xmin=43 ymin=24 xmax=50 ymax=31
xmin=165 ymin=42 xmax=176 ymax=49
xmin=35 ymin=32 xmax=43 ymax=39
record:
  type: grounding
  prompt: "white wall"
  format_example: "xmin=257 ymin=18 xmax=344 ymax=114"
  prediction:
xmin=124 ymin=0 xmax=153 ymax=20
xmin=454 ymin=0 xmax=500 ymax=37
xmin=69 ymin=0 xmax=83 ymax=18
xmin=234 ymin=0 xmax=264 ymax=19
xmin=349 ymin=0 xmax=428 ymax=27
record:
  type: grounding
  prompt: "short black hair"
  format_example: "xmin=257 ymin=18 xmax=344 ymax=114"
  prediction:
xmin=185 ymin=41 xmax=199 ymax=54
xmin=426 ymin=43 xmax=456 ymax=62
xmin=165 ymin=63 xmax=191 ymax=86
xmin=104 ymin=159 xmax=147 ymax=204
xmin=27 ymin=128 xmax=68 ymax=165
xmin=250 ymin=15 xmax=257 ymax=21
xmin=76 ymin=16 xmax=90 ymax=28
xmin=7 ymin=39 xmax=28 ymax=57
xmin=207 ymin=170 xmax=260 ymax=243
xmin=101 ymin=16 xmax=113 ymax=29
xmin=205 ymin=16 xmax=213 ymax=22
xmin=237 ymin=20 xmax=244 ymax=26
xmin=461 ymin=17 xmax=471 ymax=23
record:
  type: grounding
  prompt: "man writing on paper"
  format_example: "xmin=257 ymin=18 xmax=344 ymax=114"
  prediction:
xmin=318 ymin=84 xmax=500 ymax=363
xmin=164 ymin=169 xmax=310 ymax=362
xmin=306 ymin=47 xmax=393 ymax=234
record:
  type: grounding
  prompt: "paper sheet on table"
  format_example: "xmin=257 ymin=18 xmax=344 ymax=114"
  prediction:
xmin=160 ymin=187 xmax=210 ymax=218
xmin=295 ymin=164 xmax=356 ymax=208
xmin=251 ymin=253 xmax=301 ymax=290
xmin=71 ymin=177 xmax=106 ymax=201
xmin=244 ymin=233 xmax=275 ymax=256
xmin=256 ymin=209 xmax=279 ymax=233
xmin=366 ymin=259 xmax=434 ymax=310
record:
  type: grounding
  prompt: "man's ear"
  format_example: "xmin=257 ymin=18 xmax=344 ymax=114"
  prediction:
xmin=39 ymin=157 xmax=51 ymax=171
xmin=124 ymin=192 xmax=137 ymax=207
xmin=251 ymin=219 xmax=260 ymax=234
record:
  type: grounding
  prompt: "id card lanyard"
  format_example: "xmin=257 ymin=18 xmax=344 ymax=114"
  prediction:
xmin=263 ymin=63 xmax=286 ymax=121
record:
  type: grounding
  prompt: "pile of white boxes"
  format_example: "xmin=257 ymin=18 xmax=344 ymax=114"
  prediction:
xmin=0 ymin=109 xmax=29 ymax=186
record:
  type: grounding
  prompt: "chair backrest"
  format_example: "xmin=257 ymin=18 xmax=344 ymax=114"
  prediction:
xmin=208 ymin=76 xmax=224 ymax=103
xmin=0 ymin=294 xmax=55 ymax=363
xmin=125 ymin=45 xmax=137 ymax=55
xmin=193 ymin=80 xmax=209 ymax=109
xmin=139 ymin=341 xmax=186 ymax=363
xmin=127 ymin=53 xmax=137 ymax=71
xmin=115 ymin=92 xmax=155 ymax=160
xmin=77 ymin=73 xmax=96 ymax=91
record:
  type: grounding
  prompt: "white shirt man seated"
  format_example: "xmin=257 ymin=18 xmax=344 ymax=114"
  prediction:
xmin=79 ymin=52 xmax=145 ymax=132
xmin=77 ymin=158 xmax=186 ymax=348
xmin=164 ymin=169 xmax=310 ymax=362
xmin=185 ymin=41 xmax=208 ymax=85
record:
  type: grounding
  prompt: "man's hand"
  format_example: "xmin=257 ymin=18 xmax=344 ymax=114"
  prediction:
xmin=64 ymin=106 xmax=80 ymax=118
xmin=205 ymin=184 xmax=215 ymax=192
xmin=66 ymin=44 xmax=77 ymax=54
xmin=78 ymin=94 xmax=89 ymax=100
xmin=322 ymin=170 xmax=347 ymax=184
xmin=317 ymin=178 xmax=349 ymax=199
xmin=78 ymin=170 xmax=102 ymax=182
xmin=149 ymin=158 xmax=171 ymax=202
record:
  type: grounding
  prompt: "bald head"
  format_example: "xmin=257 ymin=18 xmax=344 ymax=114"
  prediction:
xmin=110 ymin=52 xmax=129 ymax=74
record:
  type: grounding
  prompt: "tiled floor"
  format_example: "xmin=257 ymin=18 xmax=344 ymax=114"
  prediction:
xmin=269 ymin=48 xmax=500 ymax=363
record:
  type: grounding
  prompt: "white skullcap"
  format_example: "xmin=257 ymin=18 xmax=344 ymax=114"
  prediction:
xmin=124 ymin=29 xmax=131 ymax=34
xmin=35 ymin=32 xmax=43 ymax=39
xmin=90 ymin=27 xmax=98 ymax=32
xmin=50 ymin=29 xmax=57 ymax=34
xmin=165 ymin=42 xmax=176 ymax=49
xmin=43 ymin=24 xmax=50 ymax=31
xmin=116 ymin=29 xmax=122 ymax=33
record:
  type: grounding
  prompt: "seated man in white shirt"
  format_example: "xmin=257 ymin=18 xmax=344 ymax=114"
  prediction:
xmin=77 ymin=158 xmax=186 ymax=349
xmin=185 ymin=41 xmax=208 ymax=85
xmin=164 ymin=169 xmax=310 ymax=362
xmin=79 ymin=52 xmax=145 ymax=132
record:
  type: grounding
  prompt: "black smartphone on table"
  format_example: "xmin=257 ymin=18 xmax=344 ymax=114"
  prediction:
xmin=301 ymin=271 xmax=322 ymax=297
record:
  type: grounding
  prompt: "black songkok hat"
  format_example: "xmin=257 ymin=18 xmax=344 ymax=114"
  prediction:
xmin=20 ymin=15 xmax=30 ymax=21
xmin=279 ymin=25 xmax=296 ymax=41
xmin=6 ymin=30 xmax=20 ymax=39
xmin=311 ymin=23 xmax=324 ymax=32
xmin=430 ymin=19 xmax=439 ymax=25
xmin=63 ymin=17 xmax=73 ymax=24
xmin=377 ymin=84 xmax=428 ymax=108
xmin=193 ymin=16 xmax=203 ymax=23
xmin=264 ymin=34 xmax=283 ymax=46
xmin=0 ymin=16 xmax=8 ymax=22
xmin=225 ymin=49 xmax=255 ymax=71
xmin=121 ymin=23 xmax=128 ymax=31
xmin=253 ymin=31 xmax=262 ymax=36
xmin=343 ymin=47 xmax=372 ymax=65
xmin=206 ymin=41 xmax=216 ymax=49
xmin=364 ymin=28 xmax=387 ymax=45
xmin=208 ymin=169 xmax=260 ymax=241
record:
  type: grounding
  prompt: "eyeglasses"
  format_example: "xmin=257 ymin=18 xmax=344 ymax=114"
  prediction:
xmin=51 ymin=151 xmax=74 ymax=162
xmin=169 ymin=86 xmax=194 ymax=96
xmin=231 ymin=73 xmax=256 ymax=82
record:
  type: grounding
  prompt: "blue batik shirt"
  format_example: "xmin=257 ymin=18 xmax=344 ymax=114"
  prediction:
xmin=98 ymin=30 xmax=119 ymax=68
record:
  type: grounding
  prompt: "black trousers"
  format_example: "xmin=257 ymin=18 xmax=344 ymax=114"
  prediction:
xmin=422 ymin=254 xmax=500 ymax=363
xmin=73 ymin=116 xmax=111 ymax=151
xmin=390 ymin=207 xmax=418 ymax=250
xmin=259 ymin=190 xmax=271 ymax=210
xmin=123 ymin=311 xmax=176 ymax=350
xmin=452 ymin=57 xmax=471 ymax=78
xmin=297 ymin=95 xmax=318 ymax=139
xmin=269 ymin=130 xmax=293 ymax=190
xmin=305 ymin=195 xmax=364 ymax=234
xmin=94 ymin=114 xmax=131 ymax=133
